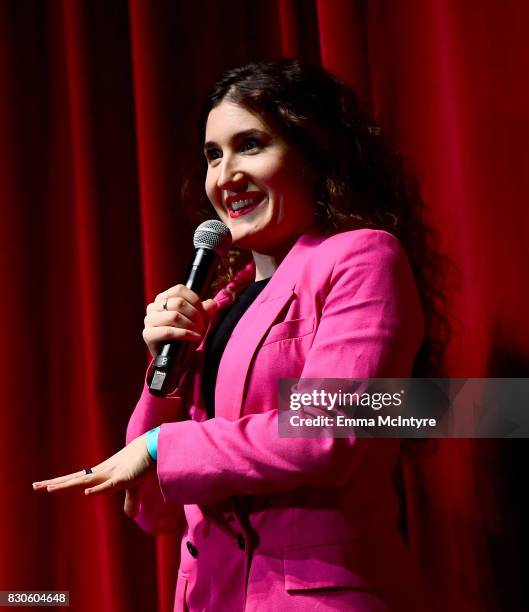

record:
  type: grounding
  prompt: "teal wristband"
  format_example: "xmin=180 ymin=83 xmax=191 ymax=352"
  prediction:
xmin=146 ymin=426 xmax=161 ymax=461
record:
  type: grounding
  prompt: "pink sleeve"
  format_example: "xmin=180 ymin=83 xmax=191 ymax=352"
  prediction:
xmin=125 ymin=380 xmax=185 ymax=534
xmin=156 ymin=232 xmax=424 ymax=506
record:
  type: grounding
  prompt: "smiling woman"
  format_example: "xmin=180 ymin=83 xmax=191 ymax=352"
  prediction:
xmin=34 ymin=59 xmax=450 ymax=612
xmin=203 ymin=101 xmax=316 ymax=265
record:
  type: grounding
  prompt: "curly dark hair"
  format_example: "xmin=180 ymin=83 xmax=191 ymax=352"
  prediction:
xmin=182 ymin=59 xmax=455 ymax=377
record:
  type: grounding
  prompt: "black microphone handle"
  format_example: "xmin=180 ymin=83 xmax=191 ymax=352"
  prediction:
xmin=149 ymin=248 xmax=219 ymax=396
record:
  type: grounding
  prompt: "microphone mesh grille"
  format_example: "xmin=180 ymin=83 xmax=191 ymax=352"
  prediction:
xmin=193 ymin=220 xmax=232 ymax=255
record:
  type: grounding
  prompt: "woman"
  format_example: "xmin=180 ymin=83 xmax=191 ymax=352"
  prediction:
xmin=34 ymin=60 xmax=448 ymax=611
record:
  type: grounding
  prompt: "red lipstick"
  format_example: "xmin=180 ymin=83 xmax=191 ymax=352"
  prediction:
xmin=225 ymin=193 xmax=263 ymax=218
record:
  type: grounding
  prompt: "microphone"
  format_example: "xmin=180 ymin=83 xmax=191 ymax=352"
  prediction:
xmin=149 ymin=220 xmax=232 ymax=396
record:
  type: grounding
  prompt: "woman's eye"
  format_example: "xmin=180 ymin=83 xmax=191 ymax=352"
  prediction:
xmin=205 ymin=148 xmax=221 ymax=162
xmin=240 ymin=138 xmax=262 ymax=152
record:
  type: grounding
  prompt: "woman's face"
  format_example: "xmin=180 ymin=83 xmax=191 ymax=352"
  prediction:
xmin=204 ymin=100 xmax=315 ymax=255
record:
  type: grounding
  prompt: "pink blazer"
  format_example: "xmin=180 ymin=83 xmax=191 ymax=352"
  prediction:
xmin=126 ymin=229 xmax=433 ymax=611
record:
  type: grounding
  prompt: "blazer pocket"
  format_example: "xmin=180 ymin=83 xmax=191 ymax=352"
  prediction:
xmin=262 ymin=317 xmax=315 ymax=347
xmin=283 ymin=543 xmax=382 ymax=592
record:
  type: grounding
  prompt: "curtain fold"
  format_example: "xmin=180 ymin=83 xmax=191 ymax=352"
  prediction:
xmin=2 ymin=1 xmax=527 ymax=610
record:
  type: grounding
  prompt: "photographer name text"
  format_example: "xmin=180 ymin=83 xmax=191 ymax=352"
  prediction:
xmin=287 ymin=390 xmax=436 ymax=430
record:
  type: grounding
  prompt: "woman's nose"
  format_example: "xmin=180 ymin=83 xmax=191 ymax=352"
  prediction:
xmin=217 ymin=158 xmax=247 ymax=191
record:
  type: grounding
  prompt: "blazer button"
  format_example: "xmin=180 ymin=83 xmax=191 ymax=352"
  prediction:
xmin=186 ymin=541 xmax=198 ymax=558
xmin=237 ymin=534 xmax=246 ymax=551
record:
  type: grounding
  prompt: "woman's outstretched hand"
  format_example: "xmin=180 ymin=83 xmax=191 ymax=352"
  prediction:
xmin=32 ymin=434 xmax=154 ymax=504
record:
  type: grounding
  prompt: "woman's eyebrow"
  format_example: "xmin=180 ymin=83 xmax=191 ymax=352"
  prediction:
xmin=203 ymin=128 xmax=269 ymax=151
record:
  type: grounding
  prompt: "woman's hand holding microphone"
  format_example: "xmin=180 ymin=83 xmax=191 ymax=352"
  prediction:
xmin=32 ymin=284 xmax=218 ymax=515
xmin=143 ymin=284 xmax=218 ymax=358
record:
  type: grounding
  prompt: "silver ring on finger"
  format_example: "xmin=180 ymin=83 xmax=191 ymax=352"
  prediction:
xmin=84 ymin=468 xmax=93 ymax=475
xmin=162 ymin=297 xmax=169 ymax=311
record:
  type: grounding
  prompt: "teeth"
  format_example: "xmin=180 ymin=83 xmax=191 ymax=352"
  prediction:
xmin=231 ymin=199 xmax=253 ymax=211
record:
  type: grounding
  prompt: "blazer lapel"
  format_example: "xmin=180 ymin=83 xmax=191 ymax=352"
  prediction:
xmin=214 ymin=231 xmax=325 ymax=420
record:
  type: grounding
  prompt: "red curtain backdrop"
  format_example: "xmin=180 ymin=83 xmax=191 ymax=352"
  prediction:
xmin=1 ymin=1 xmax=528 ymax=610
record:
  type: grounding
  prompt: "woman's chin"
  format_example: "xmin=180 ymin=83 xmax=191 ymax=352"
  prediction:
xmin=230 ymin=226 xmax=264 ymax=250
